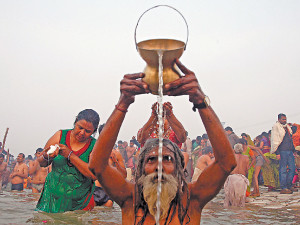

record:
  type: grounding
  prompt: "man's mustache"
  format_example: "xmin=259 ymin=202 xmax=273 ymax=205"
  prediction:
xmin=149 ymin=173 xmax=169 ymax=183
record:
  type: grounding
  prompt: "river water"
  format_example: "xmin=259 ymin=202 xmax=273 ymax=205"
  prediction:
xmin=1 ymin=187 xmax=299 ymax=224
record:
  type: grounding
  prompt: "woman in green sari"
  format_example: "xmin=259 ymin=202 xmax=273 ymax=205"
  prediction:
xmin=36 ymin=109 xmax=100 ymax=213
xmin=241 ymin=134 xmax=256 ymax=196
xmin=261 ymin=152 xmax=280 ymax=191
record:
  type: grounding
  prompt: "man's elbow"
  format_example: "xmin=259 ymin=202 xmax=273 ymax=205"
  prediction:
xmin=179 ymin=135 xmax=187 ymax=144
xmin=228 ymin=157 xmax=237 ymax=173
xmin=220 ymin=157 xmax=237 ymax=174
xmin=88 ymin=163 xmax=106 ymax=178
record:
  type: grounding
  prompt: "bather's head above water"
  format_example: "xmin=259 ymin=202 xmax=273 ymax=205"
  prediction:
xmin=134 ymin=138 xmax=189 ymax=221
xmin=72 ymin=109 xmax=100 ymax=142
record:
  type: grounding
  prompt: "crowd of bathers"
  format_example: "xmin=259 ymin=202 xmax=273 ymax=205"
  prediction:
xmin=1 ymin=113 xmax=299 ymax=208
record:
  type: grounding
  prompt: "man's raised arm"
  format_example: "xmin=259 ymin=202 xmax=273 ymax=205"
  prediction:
xmin=89 ymin=73 xmax=149 ymax=206
xmin=165 ymin=59 xmax=236 ymax=206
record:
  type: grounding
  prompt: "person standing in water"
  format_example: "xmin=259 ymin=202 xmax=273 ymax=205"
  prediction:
xmin=137 ymin=101 xmax=187 ymax=148
xmin=36 ymin=109 xmax=100 ymax=213
xmin=191 ymin=146 xmax=215 ymax=182
xmin=10 ymin=153 xmax=28 ymax=191
xmin=0 ymin=153 xmax=8 ymax=191
xmin=89 ymin=59 xmax=236 ymax=224
xmin=224 ymin=143 xmax=250 ymax=207
xmin=28 ymin=148 xmax=50 ymax=193
xmin=271 ymin=113 xmax=297 ymax=194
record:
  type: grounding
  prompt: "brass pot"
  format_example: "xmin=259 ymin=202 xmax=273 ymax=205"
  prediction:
xmin=137 ymin=39 xmax=185 ymax=94
xmin=134 ymin=5 xmax=189 ymax=95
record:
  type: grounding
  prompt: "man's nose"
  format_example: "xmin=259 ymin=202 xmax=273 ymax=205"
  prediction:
xmin=155 ymin=165 xmax=164 ymax=173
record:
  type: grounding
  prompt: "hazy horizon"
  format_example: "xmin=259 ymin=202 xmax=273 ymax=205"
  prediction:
xmin=1 ymin=0 xmax=299 ymax=157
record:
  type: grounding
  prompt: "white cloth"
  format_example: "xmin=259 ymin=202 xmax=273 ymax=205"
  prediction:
xmin=191 ymin=168 xmax=203 ymax=182
xmin=270 ymin=121 xmax=292 ymax=154
xmin=224 ymin=174 xmax=249 ymax=207
xmin=182 ymin=137 xmax=192 ymax=159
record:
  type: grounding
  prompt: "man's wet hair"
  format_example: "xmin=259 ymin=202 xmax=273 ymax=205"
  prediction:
xmin=237 ymin=138 xmax=247 ymax=145
xmin=74 ymin=109 xmax=100 ymax=133
xmin=234 ymin=143 xmax=244 ymax=154
xmin=118 ymin=140 xmax=123 ymax=144
xmin=0 ymin=153 xmax=4 ymax=159
xmin=202 ymin=134 xmax=208 ymax=140
xmin=36 ymin=148 xmax=43 ymax=153
xmin=225 ymin=126 xmax=233 ymax=132
xmin=27 ymin=155 xmax=33 ymax=160
xmin=134 ymin=138 xmax=190 ymax=225
xmin=203 ymin=146 xmax=213 ymax=155
xmin=19 ymin=153 xmax=25 ymax=158
xmin=278 ymin=113 xmax=286 ymax=120
xmin=196 ymin=136 xmax=202 ymax=141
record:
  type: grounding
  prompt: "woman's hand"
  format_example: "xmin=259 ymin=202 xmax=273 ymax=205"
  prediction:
xmin=163 ymin=102 xmax=173 ymax=117
xmin=43 ymin=145 xmax=59 ymax=159
xmin=164 ymin=59 xmax=206 ymax=105
xmin=58 ymin=144 xmax=72 ymax=158
xmin=151 ymin=102 xmax=158 ymax=117
xmin=117 ymin=73 xmax=150 ymax=109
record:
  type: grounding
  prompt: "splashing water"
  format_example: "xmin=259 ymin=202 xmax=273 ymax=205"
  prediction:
xmin=155 ymin=50 xmax=164 ymax=224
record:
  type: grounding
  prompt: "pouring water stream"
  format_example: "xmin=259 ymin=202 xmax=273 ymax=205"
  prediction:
xmin=155 ymin=50 xmax=164 ymax=224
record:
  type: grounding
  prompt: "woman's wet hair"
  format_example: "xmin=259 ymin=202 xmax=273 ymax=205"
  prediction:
xmin=134 ymin=138 xmax=190 ymax=225
xmin=238 ymin=138 xmax=247 ymax=145
xmin=74 ymin=109 xmax=100 ymax=133
xmin=261 ymin=132 xmax=268 ymax=138
xmin=241 ymin=133 xmax=247 ymax=137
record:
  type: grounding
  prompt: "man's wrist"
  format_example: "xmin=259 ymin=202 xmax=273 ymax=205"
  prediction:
xmin=192 ymin=95 xmax=210 ymax=112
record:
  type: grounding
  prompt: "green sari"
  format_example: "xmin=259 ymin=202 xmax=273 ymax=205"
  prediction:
xmin=261 ymin=152 xmax=280 ymax=189
xmin=243 ymin=147 xmax=254 ymax=193
xmin=36 ymin=129 xmax=95 ymax=213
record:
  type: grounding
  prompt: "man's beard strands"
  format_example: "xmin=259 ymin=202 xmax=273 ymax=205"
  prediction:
xmin=138 ymin=173 xmax=178 ymax=220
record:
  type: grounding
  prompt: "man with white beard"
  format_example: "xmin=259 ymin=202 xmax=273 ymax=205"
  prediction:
xmin=89 ymin=59 xmax=237 ymax=224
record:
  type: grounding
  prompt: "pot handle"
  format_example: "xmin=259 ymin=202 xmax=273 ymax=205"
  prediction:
xmin=134 ymin=5 xmax=189 ymax=51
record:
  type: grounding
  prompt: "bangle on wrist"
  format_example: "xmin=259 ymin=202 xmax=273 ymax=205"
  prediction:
xmin=67 ymin=151 xmax=73 ymax=162
xmin=115 ymin=105 xmax=128 ymax=113
xmin=42 ymin=154 xmax=53 ymax=165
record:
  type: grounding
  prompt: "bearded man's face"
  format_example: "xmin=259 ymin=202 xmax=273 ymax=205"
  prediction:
xmin=139 ymin=146 xmax=179 ymax=220
xmin=144 ymin=146 xmax=176 ymax=177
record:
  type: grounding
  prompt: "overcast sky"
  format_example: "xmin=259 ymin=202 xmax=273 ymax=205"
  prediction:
xmin=1 ymin=0 xmax=299 ymax=157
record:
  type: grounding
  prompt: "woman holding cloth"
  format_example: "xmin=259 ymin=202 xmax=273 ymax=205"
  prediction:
xmin=36 ymin=109 xmax=100 ymax=213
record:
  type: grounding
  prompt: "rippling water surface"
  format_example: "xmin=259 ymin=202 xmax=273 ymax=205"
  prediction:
xmin=0 ymin=189 xmax=299 ymax=224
